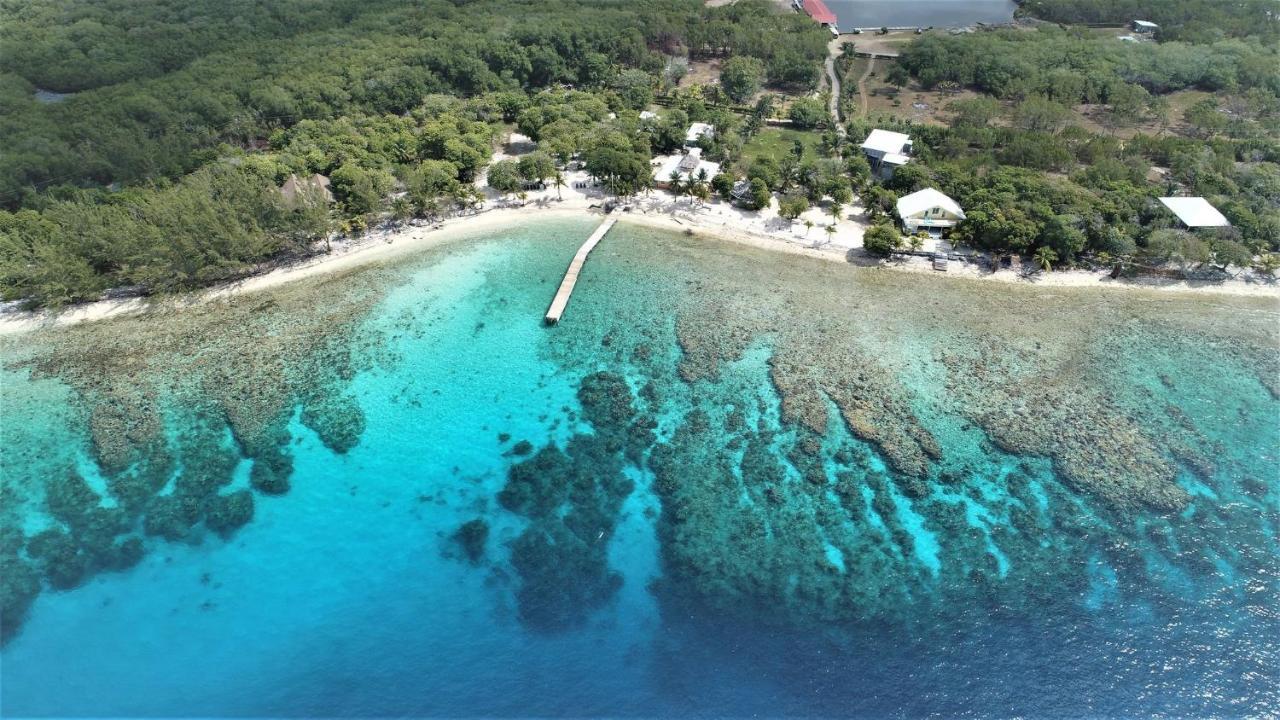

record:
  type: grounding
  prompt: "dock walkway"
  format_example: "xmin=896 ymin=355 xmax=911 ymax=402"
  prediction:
xmin=544 ymin=214 xmax=618 ymax=324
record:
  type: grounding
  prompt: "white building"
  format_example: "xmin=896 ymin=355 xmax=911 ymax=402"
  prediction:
xmin=1132 ymin=19 xmax=1158 ymax=33
xmin=1159 ymin=197 xmax=1231 ymax=228
xmin=654 ymin=148 xmax=721 ymax=189
xmin=860 ymin=129 xmax=912 ymax=179
xmin=896 ymin=188 xmax=965 ymax=234
xmin=685 ymin=122 xmax=715 ymax=147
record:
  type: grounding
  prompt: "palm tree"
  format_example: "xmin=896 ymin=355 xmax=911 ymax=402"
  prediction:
xmin=824 ymin=224 xmax=836 ymax=245
xmin=691 ymin=183 xmax=710 ymax=208
xmin=827 ymin=201 xmax=843 ymax=223
xmin=554 ymin=171 xmax=565 ymax=201
xmin=693 ymin=168 xmax=709 ymax=206
xmin=390 ymin=196 xmax=413 ymax=226
xmin=803 ymin=219 xmax=814 ymax=237
xmin=1034 ymin=246 xmax=1058 ymax=272
xmin=668 ymin=170 xmax=684 ymax=206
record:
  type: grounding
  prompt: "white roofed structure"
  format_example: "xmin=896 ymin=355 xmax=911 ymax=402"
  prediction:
xmin=896 ymin=188 xmax=965 ymax=234
xmin=685 ymin=122 xmax=715 ymax=146
xmin=861 ymin=129 xmax=912 ymax=178
xmin=1132 ymin=19 xmax=1158 ymax=31
xmin=898 ymin=188 xmax=963 ymax=218
xmin=861 ymin=129 xmax=912 ymax=156
xmin=1159 ymin=197 xmax=1230 ymax=228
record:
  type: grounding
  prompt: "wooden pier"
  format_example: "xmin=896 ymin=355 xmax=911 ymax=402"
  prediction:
xmin=544 ymin=215 xmax=618 ymax=325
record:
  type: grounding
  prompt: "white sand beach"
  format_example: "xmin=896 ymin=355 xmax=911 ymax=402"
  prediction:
xmin=2 ymin=169 xmax=1276 ymax=335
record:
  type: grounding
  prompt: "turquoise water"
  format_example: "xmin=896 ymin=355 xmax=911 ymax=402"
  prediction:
xmin=1 ymin=219 xmax=1278 ymax=716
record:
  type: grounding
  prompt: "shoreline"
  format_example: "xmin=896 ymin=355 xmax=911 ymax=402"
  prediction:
xmin=2 ymin=201 xmax=1277 ymax=335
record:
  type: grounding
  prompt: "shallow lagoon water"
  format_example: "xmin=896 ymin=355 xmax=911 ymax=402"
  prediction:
xmin=1 ymin=219 xmax=1278 ymax=717
xmin=827 ymin=0 xmax=1015 ymax=29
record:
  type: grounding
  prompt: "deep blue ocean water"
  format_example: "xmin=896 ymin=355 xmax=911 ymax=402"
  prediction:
xmin=1 ymin=219 xmax=1277 ymax=717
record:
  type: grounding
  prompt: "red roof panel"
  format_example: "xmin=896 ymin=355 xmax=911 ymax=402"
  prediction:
xmin=802 ymin=0 xmax=837 ymax=25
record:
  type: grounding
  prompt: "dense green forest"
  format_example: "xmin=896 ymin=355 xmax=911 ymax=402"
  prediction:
xmin=874 ymin=23 xmax=1280 ymax=267
xmin=0 ymin=0 xmax=399 ymax=92
xmin=1016 ymin=0 xmax=1280 ymax=43
xmin=0 ymin=0 xmax=827 ymax=306
xmin=1 ymin=0 xmax=1278 ymax=307
xmin=898 ymin=29 xmax=1279 ymax=100
xmin=0 ymin=0 xmax=824 ymax=203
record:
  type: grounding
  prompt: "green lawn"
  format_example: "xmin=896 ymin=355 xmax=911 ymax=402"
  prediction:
xmin=735 ymin=128 xmax=824 ymax=175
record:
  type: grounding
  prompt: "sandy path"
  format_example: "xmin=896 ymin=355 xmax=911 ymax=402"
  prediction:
xmin=825 ymin=55 xmax=845 ymax=132
xmin=856 ymin=56 xmax=876 ymax=118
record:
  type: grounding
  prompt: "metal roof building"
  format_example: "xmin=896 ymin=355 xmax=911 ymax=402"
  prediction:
xmin=860 ymin=129 xmax=912 ymax=167
xmin=1159 ymin=197 xmax=1231 ymax=228
xmin=897 ymin=188 xmax=964 ymax=220
xmin=802 ymin=0 xmax=837 ymax=26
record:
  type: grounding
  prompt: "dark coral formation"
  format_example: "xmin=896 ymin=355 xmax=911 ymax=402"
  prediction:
xmin=453 ymin=518 xmax=489 ymax=564
xmin=495 ymin=372 xmax=650 ymax=631
xmin=1 ymin=547 xmax=41 ymax=643
xmin=671 ymin=280 xmax=941 ymax=483
xmin=205 ymin=491 xmax=255 ymax=538
xmin=768 ymin=346 xmax=940 ymax=477
xmin=936 ymin=342 xmax=1190 ymax=511
xmin=589 ymin=229 xmax=1279 ymax=629
xmin=0 ymin=264 xmax=392 ymax=644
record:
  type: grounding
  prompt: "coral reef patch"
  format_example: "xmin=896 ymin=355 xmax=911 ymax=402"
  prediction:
xmin=0 ymin=266 xmax=393 ymax=644
xmin=496 ymin=372 xmax=651 ymax=631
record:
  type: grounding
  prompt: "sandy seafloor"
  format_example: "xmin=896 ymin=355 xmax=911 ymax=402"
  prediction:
xmin=1 ymin=218 xmax=1277 ymax=717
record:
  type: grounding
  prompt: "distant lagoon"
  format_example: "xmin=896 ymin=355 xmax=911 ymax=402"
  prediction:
xmin=828 ymin=0 xmax=1016 ymax=29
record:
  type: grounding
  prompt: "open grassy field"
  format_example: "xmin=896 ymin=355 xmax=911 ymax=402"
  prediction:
xmin=735 ymin=127 xmax=824 ymax=174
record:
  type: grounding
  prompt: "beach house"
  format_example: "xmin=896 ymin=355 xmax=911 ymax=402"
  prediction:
xmin=685 ymin=122 xmax=715 ymax=147
xmin=896 ymin=188 xmax=964 ymax=235
xmin=860 ymin=129 xmax=912 ymax=179
xmin=654 ymin=148 xmax=721 ymax=189
xmin=1158 ymin=197 xmax=1231 ymax=229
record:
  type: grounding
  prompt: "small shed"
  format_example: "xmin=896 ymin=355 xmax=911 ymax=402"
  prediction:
xmin=1158 ymin=197 xmax=1231 ymax=228
xmin=1132 ymin=20 xmax=1158 ymax=33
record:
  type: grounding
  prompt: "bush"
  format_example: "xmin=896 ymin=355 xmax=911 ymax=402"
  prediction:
xmin=788 ymin=97 xmax=827 ymax=129
xmin=711 ymin=173 xmax=735 ymax=200
xmin=864 ymin=222 xmax=902 ymax=256
xmin=778 ymin=194 xmax=810 ymax=220
xmin=720 ymin=56 xmax=766 ymax=104
xmin=747 ymin=177 xmax=771 ymax=211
